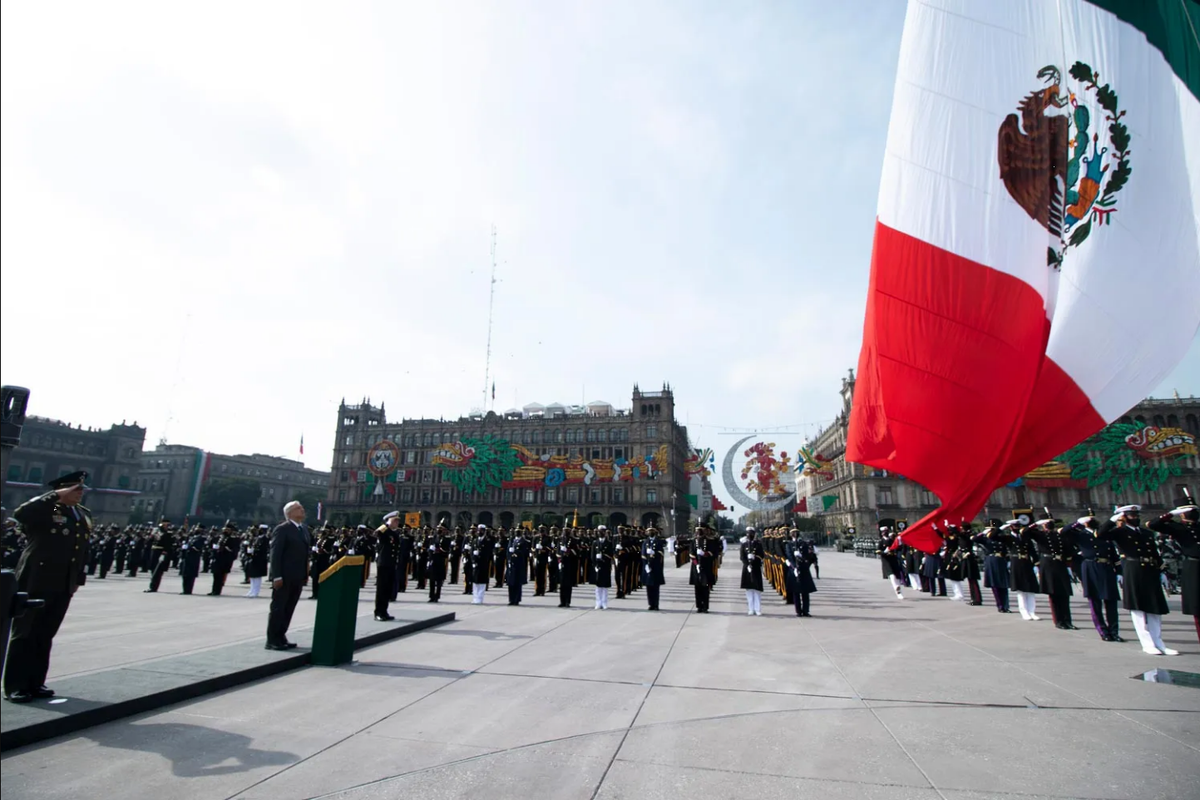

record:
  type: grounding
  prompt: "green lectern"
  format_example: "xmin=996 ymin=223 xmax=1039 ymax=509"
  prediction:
xmin=311 ymin=555 xmax=364 ymax=666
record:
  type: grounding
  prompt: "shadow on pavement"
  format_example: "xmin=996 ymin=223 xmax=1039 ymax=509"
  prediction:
xmin=86 ymin=722 xmax=298 ymax=777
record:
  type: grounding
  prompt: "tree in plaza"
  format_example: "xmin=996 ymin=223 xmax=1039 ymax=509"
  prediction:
xmin=199 ymin=477 xmax=262 ymax=519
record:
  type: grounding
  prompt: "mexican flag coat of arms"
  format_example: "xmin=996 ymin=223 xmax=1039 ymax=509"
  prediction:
xmin=848 ymin=0 xmax=1200 ymax=552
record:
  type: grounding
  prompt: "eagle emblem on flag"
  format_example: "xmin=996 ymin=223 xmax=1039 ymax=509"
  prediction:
xmin=998 ymin=62 xmax=1132 ymax=270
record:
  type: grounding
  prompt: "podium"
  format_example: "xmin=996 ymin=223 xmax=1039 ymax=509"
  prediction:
xmin=311 ymin=556 xmax=364 ymax=666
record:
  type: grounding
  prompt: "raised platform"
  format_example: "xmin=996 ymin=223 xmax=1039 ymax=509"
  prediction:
xmin=0 ymin=608 xmax=454 ymax=752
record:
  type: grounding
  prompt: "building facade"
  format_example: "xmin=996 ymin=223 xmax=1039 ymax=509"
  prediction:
xmin=2 ymin=416 xmax=146 ymax=525
xmin=326 ymin=384 xmax=692 ymax=533
xmin=135 ymin=444 xmax=331 ymax=526
xmin=797 ymin=370 xmax=1200 ymax=535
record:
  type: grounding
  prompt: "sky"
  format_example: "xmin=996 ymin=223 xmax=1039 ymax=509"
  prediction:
xmin=2 ymin=0 xmax=1197 ymax=474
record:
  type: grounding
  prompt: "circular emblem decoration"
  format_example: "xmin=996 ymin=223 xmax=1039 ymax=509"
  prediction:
xmin=367 ymin=440 xmax=400 ymax=477
xmin=1015 ymin=511 xmax=1033 ymax=526
xmin=544 ymin=468 xmax=565 ymax=488
xmin=997 ymin=61 xmax=1130 ymax=270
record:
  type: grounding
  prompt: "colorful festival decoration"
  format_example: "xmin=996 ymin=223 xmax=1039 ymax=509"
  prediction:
xmin=796 ymin=446 xmax=834 ymax=480
xmin=721 ymin=436 xmax=796 ymax=513
xmin=683 ymin=448 xmax=715 ymax=478
xmin=430 ymin=436 xmax=670 ymax=496
xmin=740 ymin=443 xmax=792 ymax=496
xmin=1061 ymin=422 xmax=1197 ymax=494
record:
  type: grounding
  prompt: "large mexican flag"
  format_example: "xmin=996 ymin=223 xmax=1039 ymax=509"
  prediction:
xmin=848 ymin=0 xmax=1200 ymax=552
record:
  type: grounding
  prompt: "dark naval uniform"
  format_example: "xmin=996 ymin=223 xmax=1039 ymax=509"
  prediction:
xmin=785 ymin=537 xmax=817 ymax=616
xmin=640 ymin=531 xmax=666 ymax=610
xmin=689 ymin=531 xmax=716 ymax=613
xmin=1149 ymin=507 xmax=1199 ymax=643
xmin=1029 ymin=520 xmax=1077 ymax=629
xmin=5 ymin=472 xmax=91 ymax=703
xmin=1065 ymin=518 xmax=1122 ymax=641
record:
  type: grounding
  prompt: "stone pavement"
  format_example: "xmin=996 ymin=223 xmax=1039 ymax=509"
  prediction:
xmin=3 ymin=552 xmax=1198 ymax=799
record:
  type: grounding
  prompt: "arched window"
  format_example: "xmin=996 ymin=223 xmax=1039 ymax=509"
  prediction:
xmin=587 ymin=429 xmax=596 ymax=443
xmin=1167 ymin=414 xmax=1179 ymax=427
xmin=1186 ymin=414 xmax=1199 ymax=436
xmin=1135 ymin=415 xmax=1147 ymax=425
xmin=598 ymin=429 xmax=608 ymax=443
xmin=1153 ymin=415 xmax=1166 ymax=428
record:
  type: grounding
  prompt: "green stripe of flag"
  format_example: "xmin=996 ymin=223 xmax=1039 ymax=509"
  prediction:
xmin=1087 ymin=0 xmax=1200 ymax=100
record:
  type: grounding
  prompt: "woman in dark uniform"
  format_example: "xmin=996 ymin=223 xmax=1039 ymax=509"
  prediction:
xmin=1009 ymin=521 xmax=1042 ymax=621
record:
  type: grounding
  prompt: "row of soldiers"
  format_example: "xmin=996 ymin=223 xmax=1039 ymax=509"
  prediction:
xmin=26 ymin=513 xmax=834 ymax=619
xmin=875 ymin=497 xmax=1199 ymax=655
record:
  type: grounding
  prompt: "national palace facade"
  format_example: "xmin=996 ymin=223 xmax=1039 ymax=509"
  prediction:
xmin=325 ymin=384 xmax=692 ymax=533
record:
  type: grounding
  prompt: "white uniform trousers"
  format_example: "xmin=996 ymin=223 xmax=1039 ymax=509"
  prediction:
xmin=1016 ymin=591 xmax=1039 ymax=620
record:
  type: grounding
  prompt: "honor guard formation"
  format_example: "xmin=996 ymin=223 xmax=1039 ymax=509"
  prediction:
xmin=873 ymin=493 xmax=1199 ymax=656
xmin=3 ymin=468 xmax=1196 ymax=704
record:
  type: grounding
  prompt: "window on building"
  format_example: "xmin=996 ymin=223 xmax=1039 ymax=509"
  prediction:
xmin=592 ymin=449 xmax=601 ymax=460
xmin=613 ymin=487 xmax=624 ymax=503
xmin=555 ymin=431 xmax=563 ymax=443
xmin=441 ymin=489 xmax=452 ymax=503
xmin=422 ymin=470 xmax=432 ymax=483
xmin=524 ymin=489 xmax=535 ymax=503
xmin=878 ymin=485 xmax=894 ymax=506
xmin=647 ymin=489 xmax=657 ymax=504
xmin=6 ymin=464 xmax=22 ymax=481
xmin=646 ymin=425 xmax=657 ymax=438
xmin=567 ymin=487 xmax=579 ymax=503
xmin=546 ymin=488 xmax=557 ymax=502
xmin=402 ymin=488 xmax=413 ymax=502
xmin=920 ymin=489 xmax=935 ymax=506
xmin=587 ymin=429 xmax=596 ymax=442
xmin=421 ymin=489 xmax=431 ymax=502
xmin=598 ymin=429 xmax=608 ymax=442
xmin=532 ymin=430 xmax=542 ymax=444
xmin=614 ymin=447 xmax=625 ymax=459
xmin=338 ymin=490 xmax=347 ymax=502
xmin=503 ymin=489 xmax=514 ymax=503
xmin=590 ymin=488 xmax=601 ymax=503
xmin=342 ymin=454 xmax=351 ymax=465
xmin=566 ymin=430 xmax=575 ymax=444
xmin=344 ymin=436 xmax=353 ymax=446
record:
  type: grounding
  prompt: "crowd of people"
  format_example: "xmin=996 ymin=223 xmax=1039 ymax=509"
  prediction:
xmin=2 ymin=514 xmax=825 ymax=620
xmin=874 ymin=499 xmax=1199 ymax=655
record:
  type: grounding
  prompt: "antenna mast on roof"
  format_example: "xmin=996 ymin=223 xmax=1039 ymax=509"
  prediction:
xmin=482 ymin=224 xmax=498 ymax=413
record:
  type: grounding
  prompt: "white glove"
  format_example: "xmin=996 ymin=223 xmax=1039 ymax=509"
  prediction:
xmin=509 ymin=547 xmax=515 ymax=554
xmin=473 ymin=550 xmax=480 ymax=556
xmin=560 ymin=546 xmax=567 ymax=552
xmin=214 ymin=545 xmax=220 ymax=550
xmin=596 ymin=554 xmax=603 ymax=561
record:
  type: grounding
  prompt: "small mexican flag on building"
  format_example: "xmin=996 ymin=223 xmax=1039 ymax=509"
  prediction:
xmin=848 ymin=0 xmax=1200 ymax=553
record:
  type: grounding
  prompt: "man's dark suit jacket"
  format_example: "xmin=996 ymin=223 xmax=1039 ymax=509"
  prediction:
xmin=269 ymin=521 xmax=310 ymax=583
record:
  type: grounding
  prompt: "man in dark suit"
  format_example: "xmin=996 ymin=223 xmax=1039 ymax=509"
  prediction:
xmin=5 ymin=471 xmax=91 ymax=703
xmin=266 ymin=501 xmax=311 ymax=650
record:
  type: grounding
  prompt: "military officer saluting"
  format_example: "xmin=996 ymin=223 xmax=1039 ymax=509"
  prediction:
xmin=4 ymin=471 xmax=92 ymax=704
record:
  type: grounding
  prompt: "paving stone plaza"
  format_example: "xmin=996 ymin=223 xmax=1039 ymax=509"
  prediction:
xmin=1 ymin=551 xmax=1197 ymax=799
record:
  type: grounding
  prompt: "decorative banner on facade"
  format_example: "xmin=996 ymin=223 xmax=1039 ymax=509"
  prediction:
xmin=1061 ymin=421 xmax=1197 ymax=494
xmin=404 ymin=512 xmax=421 ymax=527
xmin=430 ymin=436 xmax=669 ymax=496
xmin=367 ymin=440 xmax=400 ymax=477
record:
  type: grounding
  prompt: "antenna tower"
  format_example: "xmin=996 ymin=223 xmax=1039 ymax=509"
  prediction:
xmin=482 ymin=225 xmax=498 ymax=412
